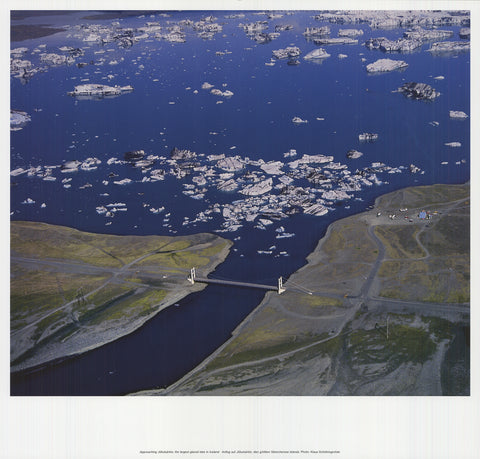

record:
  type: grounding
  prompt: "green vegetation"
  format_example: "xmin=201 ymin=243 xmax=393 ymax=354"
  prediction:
xmin=205 ymin=334 xmax=323 ymax=371
xmin=169 ymin=183 xmax=470 ymax=395
xmin=378 ymin=183 xmax=469 ymax=210
xmin=420 ymin=215 xmax=469 ymax=256
xmin=10 ymin=221 xmax=221 ymax=268
xmin=31 ymin=310 xmax=70 ymax=342
xmin=323 ymin=221 xmax=377 ymax=263
xmin=10 ymin=269 xmax=109 ymax=325
xmin=84 ymin=289 xmax=168 ymax=325
xmin=347 ymin=324 xmax=436 ymax=371
xmin=375 ymin=225 xmax=426 ymax=259
xmin=10 ymin=221 xmax=231 ymax=368
xmin=447 ymin=290 xmax=469 ymax=303
xmin=282 ymin=293 xmax=343 ymax=316
xmin=421 ymin=316 xmax=454 ymax=340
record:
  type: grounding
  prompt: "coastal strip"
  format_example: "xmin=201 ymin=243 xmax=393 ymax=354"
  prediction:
xmin=10 ymin=221 xmax=232 ymax=373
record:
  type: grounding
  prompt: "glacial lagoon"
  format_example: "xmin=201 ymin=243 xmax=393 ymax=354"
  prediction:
xmin=10 ymin=10 xmax=469 ymax=395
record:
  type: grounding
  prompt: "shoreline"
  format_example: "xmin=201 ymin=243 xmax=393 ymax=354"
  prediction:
xmin=138 ymin=181 xmax=470 ymax=396
xmin=10 ymin=282 xmax=207 ymax=376
xmin=132 ymin=195 xmax=372 ymax=396
xmin=10 ymin=222 xmax=233 ymax=376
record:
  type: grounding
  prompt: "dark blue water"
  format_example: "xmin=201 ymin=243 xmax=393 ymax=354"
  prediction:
xmin=10 ymin=11 xmax=470 ymax=395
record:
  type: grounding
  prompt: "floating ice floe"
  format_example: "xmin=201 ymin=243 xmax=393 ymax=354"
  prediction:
xmin=303 ymin=48 xmax=330 ymax=60
xmin=397 ymin=82 xmax=440 ymax=100
xmin=427 ymin=41 xmax=470 ymax=53
xmin=359 ymin=133 xmax=378 ymax=141
xmin=292 ymin=116 xmax=308 ymax=124
xmin=61 ymin=160 xmax=82 ymax=173
xmin=240 ymin=178 xmax=273 ymax=196
xmin=273 ymin=46 xmax=301 ymax=59
xmin=338 ymin=29 xmax=364 ymax=37
xmin=314 ymin=37 xmax=358 ymax=45
xmin=210 ymin=88 xmax=234 ymax=97
xmin=449 ymin=110 xmax=468 ymax=119
xmin=40 ymin=53 xmax=75 ymax=66
xmin=113 ymin=178 xmax=133 ymax=185
xmin=260 ymin=161 xmax=284 ymax=175
xmin=10 ymin=110 xmax=31 ymax=131
xmin=68 ymin=83 xmax=133 ymax=98
xmin=303 ymin=26 xmax=330 ymax=37
xmin=346 ymin=149 xmax=363 ymax=159
xmin=366 ymin=58 xmax=408 ymax=73
xmin=10 ymin=168 xmax=27 ymax=176
xmin=284 ymin=149 xmax=297 ymax=158
xmin=215 ymin=156 xmax=243 ymax=172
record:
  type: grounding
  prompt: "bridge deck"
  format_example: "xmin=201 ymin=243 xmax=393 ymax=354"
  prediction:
xmin=194 ymin=277 xmax=278 ymax=291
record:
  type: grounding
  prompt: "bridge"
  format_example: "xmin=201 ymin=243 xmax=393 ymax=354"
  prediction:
xmin=188 ymin=267 xmax=286 ymax=294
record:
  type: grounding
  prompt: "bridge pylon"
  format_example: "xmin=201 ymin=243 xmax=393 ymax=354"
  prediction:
xmin=188 ymin=267 xmax=196 ymax=284
xmin=278 ymin=276 xmax=286 ymax=294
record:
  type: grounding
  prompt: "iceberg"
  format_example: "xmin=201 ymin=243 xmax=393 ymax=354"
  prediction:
xmin=366 ymin=58 xmax=408 ymax=73
xmin=398 ymin=82 xmax=440 ymax=100
xmin=303 ymin=48 xmax=330 ymax=60
xmin=292 ymin=116 xmax=308 ymax=124
xmin=449 ymin=111 xmax=468 ymax=119
xmin=68 ymin=84 xmax=133 ymax=98
xmin=239 ymin=178 xmax=273 ymax=196
xmin=10 ymin=110 xmax=31 ymax=131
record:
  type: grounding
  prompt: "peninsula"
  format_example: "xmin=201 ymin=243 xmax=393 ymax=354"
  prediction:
xmin=10 ymin=222 xmax=231 ymax=372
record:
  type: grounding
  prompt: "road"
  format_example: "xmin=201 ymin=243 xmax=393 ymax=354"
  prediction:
xmin=10 ymin=242 xmax=203 ymax=337
xmin=157 ymin=191 xmax=470 ymax=394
